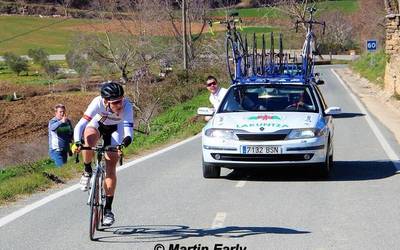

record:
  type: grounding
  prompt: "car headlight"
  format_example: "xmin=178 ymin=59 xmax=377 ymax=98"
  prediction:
xmin=205 ymin=129 xmax=247 ymax=140
xmin=286 ymin=128 xmax=326 ymax=140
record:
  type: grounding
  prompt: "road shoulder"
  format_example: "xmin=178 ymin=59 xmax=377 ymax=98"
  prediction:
xmin=334 ymin=67 xmax=400 ymax=144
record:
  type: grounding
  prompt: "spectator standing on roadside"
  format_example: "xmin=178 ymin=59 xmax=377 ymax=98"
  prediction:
xmin=48 ymin=104 xmax=73 ymax=167
xmin=205 ymin=75 xmax=228 ymax=121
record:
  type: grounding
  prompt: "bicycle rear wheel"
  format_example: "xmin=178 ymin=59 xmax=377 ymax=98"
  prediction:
xmin=252 ymin=33 xmax=258 ymax=75
xmin=89 ymin=173 xmax=100 ymax=241
xmin=226 ymin=37 xmax=237 ymax=82
xmin=235 ymin=32 xmax=247 ymax=77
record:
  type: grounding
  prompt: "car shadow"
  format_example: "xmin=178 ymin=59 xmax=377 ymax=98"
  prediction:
xmin=224 ymin=160 xmax=397 ymax=182
xmin=94 ymin=224 xmax=310 ymax=243
xmin=332 ymin=112 xmax=365 ymax=119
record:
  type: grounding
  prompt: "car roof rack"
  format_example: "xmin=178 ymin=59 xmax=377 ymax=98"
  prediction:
xmin=225 ymin=7 xmax=325 ymax=86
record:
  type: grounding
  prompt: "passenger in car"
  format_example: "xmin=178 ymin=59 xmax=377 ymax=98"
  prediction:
xmin=205 ymin=76 xmax=228 ymax=121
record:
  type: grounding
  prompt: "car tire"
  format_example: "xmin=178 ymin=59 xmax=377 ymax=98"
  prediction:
xmin=319 ymin=140 xmax=333 ymax=178
xmin=202 ymin=158 xmax=220 ymax=178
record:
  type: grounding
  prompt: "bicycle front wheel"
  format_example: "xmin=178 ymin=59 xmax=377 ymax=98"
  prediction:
xmin=97 ymin=172 xmax=105 ymax=231
xmin=89 ymin=173 xmax=100 ymax=241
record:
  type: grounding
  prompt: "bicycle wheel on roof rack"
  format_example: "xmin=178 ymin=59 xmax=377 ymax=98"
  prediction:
xmin=226 ymin=37 xmax=237 ymax=81
xmin=261 ymin=34 xmax=266 ymax=75
xmin=242 ymin=34 xmax=249 ymax=77
xmin=252 ymin=33 xmax=258 ymax=76
xmin=236 ymin=32 xmax=248 ymax=77
xmin=278 ymin=33 xmax=284 ymax=74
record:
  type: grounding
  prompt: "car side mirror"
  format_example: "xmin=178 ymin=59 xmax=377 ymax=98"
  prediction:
xmin=325 ymin=107 xmax=341 ymax=116
xmin=197 ymin=107 xmax=215 ymax=116
xmin=316 ymin=79 xmax=325 ymax=85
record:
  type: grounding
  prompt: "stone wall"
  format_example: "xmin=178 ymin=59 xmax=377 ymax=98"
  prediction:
xmin=385 ymin=5 xmax=400 ymax=95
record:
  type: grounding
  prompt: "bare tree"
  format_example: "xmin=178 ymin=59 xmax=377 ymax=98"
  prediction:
xmin=58 ymin=0 xmax=73 ymax=17
xmin=319 ymin=11 xmax=355 ymax=54
xmin=162 ymin=0 xmax=211 ymax=69
xmin=66 ymin=36 xmax=92 ymax=92
xmin=80 ymin=0 xmax=140 ymax=84
xmin=353 ymin=0 xmax=386 ymax=51
xmin=16 ymin=0 xmax=28 ymax=15
xmin=268 ymin=0 xmax=311 ymax=26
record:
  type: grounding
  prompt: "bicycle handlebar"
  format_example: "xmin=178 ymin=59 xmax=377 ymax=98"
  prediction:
xmin=208 ymin=18 xmax=242 ymax=27
xmin=207 ymin=18 xmax=242 ymax=35
xmin=75 ymin=145 xmax=124 ymax=165
xmin=295 ymin=20 xmax=325 ymax=34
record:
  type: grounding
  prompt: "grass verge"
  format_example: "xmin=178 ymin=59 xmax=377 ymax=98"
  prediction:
xmin=211 ymin=0 xmax=358 ymax=17
xmin=0 ymin=91 xmax=209 ymax=205
xmin=350 ymin=50 xmax=386 ymax=87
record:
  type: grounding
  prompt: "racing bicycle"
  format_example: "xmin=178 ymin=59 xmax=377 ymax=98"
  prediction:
xmin=295 ymin=7 xmax=326 ymax=82
xmin=208 ymin=12 xmax=247 ymax=82
xmin=76 ymin=145 xmax=123 ymax=241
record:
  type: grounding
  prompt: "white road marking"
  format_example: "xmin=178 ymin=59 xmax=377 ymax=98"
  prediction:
xmin=0 ymin=134 xmax=201 ymax=228
xmin=332 ymin=69 xmax=400 ymax=171
xmin=211 ymin=212 xmax=227 ymax=228
xmin=236 ymin=181 xmax=246 ymax=188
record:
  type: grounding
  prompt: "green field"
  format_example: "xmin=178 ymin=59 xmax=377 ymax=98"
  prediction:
xmin=0 ymin=16 xmax=94 ymax=54
xmin=211 ymin=0 xmax=359 ymax=18
xmin=0 ymin=1 xmax=358 ymax=55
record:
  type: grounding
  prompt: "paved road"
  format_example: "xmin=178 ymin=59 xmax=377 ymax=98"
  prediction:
xmin=1 ymin=65 xmax=400 ymax=250
xmin=0 ymin=55 xmax=65 ymax=61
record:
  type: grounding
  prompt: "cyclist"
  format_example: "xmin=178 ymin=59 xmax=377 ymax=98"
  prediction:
xmin=72 ymin=81 xmax=133 ymax=226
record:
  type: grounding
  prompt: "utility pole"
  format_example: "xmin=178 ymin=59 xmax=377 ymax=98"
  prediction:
xmin=182 ymin=0 xmax=188 ymax=71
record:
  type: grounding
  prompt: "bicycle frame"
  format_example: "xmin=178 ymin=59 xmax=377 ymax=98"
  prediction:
xmin=87 ymin=155 xmax=105 ymax=207
xmin=76 ymin=145 xmax=122 ymax=241
xmin=296 ymin=7 xmax=326 ymax=83
xmin=209 ymin=13 xmax=246 ymax=83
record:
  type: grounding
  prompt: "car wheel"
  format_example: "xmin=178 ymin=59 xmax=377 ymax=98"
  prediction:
xmin=202 ymin=157 xmax=220 ymax=178
xmin=319 ymin=141 xmax=332 ymax=178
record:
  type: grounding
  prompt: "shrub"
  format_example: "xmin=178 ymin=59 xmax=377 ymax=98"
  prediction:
xmin=3 ymin=52 xmax=28 ymax=76
xmin=28 ymin=48 xmax=49 ymax=66
xmin=43 ymin=62 xmax=59 ymax=79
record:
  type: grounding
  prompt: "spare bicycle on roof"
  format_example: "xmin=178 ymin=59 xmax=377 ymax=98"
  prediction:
xmin=208 ymin=7 xmax=325 ymax=85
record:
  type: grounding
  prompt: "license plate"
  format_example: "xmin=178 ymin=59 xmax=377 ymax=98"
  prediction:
xmin=241 ymin=145 xmax=282 ymax=154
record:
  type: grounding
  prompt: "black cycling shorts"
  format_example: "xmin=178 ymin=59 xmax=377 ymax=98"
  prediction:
xmin=98 ymin=123 xmax=118 ymax=146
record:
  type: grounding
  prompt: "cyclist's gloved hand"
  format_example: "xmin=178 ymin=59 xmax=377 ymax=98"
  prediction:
xmin=71 ymin=142 xmax=82 ymax=153
xmin=121 ymin=136 xmax=132 ymax=148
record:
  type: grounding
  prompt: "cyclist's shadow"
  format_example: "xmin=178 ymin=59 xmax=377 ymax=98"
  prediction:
xmin=95 ymin=224 xmax=310 ymax=243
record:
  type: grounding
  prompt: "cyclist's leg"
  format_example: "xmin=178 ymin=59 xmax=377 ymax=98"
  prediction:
xmin=104 ymin=125 xmax=121 ymax=197
xmin=80 ymin=126 xmax=100 ymax=191
xmin=102 ymin=125 xmax=121 ymax=226
xmin=83 ymin=126 xmax=100 ymax=166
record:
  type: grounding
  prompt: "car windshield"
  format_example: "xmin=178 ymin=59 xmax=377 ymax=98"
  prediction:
xmin=219 ymin=84 xmax=318 ymax=113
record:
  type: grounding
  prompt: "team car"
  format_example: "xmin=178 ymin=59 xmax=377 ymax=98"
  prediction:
xmin=198 ymin=79 xmax=341 ymax=178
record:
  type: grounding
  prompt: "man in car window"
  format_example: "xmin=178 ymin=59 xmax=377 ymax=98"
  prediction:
xmin=205 ymin=76 xmax=228 ymax=121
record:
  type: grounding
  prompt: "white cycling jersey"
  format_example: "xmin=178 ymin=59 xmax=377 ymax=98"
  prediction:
xmin=73 ymin=96 xmax=134 ymax=145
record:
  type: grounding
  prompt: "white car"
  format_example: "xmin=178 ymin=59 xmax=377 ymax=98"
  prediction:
xmin=198 ymin=81 xmax=341 ymax=178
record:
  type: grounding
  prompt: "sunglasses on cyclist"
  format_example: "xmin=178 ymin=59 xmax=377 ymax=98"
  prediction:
xmin=108 ymin=99 xmax=123 ymax=105
xmin=206 ymin=81 xmax=217 ymax=87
